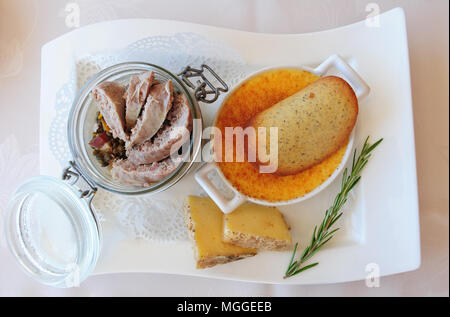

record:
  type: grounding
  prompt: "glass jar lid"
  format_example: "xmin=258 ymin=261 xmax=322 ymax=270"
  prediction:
xmin=4 ymin=176 xmax=101 ymax=288
xmin=4 ymin=63 xmax=229 ymax=288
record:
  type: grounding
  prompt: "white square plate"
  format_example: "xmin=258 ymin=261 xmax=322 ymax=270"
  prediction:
xmin=40 ymin=8 xmax=420 ymax=284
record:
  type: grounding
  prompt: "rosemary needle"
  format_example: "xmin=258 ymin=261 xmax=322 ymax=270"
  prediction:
xmin=284 ymin=136 xmax=383 ymax=279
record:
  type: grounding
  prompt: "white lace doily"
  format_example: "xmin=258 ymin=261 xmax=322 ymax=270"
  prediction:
xmin=48 ymin=33 xmax=252 ymax=242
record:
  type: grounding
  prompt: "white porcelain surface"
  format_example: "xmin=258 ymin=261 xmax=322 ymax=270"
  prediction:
xmin=36 ymin=8 xmax=420 ymax=285
xmin=0 ymin=0 xmax=448 ymax=296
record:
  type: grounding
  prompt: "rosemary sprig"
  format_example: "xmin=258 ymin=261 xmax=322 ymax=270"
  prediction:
xmin=284 ymin=136 xmax=383 ymax=279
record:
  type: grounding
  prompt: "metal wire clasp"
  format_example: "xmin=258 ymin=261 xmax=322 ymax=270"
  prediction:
xmin=62 ymin=161 xmax=98 ymax=203
xmin=178 ymin=64 xmax=229 ymax=104
xmin=62 ymin=161 xmax=102 ymax=237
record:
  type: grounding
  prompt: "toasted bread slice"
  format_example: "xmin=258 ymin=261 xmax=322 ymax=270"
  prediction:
xmin=223 ymin=203 xmax=292 ymax=251
xmin=183 ymin=196 xmax=257 ymax=269
xmin=247 ymin=76 xmax=358 ymax=176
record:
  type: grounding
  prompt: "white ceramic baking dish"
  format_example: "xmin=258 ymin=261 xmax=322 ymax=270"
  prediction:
xmin=195 ymin=54 xmax=370 ymax=214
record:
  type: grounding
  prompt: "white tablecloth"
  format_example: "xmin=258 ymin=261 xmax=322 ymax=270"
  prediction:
xmin=0 ymin=0 xmax=448 ymax=297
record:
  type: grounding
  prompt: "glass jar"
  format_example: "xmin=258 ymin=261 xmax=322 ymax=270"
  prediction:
xmin=4 ymin=62 xmax=228 ymax=287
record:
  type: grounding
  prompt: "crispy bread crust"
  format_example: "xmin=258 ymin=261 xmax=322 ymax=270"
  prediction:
xmin=223 ymin=214 xmax=292 ymax=251
xmin=248 ymin=76 xmax=358 ymax=176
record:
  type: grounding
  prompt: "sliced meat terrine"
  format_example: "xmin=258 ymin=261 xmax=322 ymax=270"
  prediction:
xmin=111 ymin=156 xmax=183 ymax=186
xmin=127 ymin=81 xmax=174 ymax=149
xmin=92 ymin=82 xmax=128 ymax=141
xmin=127 ymin=93 xmax=192 ymax=165
xmin=125 ymin=71 xmax=154 ymax=131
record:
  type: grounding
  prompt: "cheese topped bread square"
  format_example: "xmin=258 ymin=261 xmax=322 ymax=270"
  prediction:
xmin=224 ymin=203 xmax=292 ymax=251
xmin=183 ymin=196 xmax=257 ymax=269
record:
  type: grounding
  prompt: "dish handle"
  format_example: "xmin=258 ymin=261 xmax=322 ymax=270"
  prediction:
xmin=313 ymin=54 xmax=370 ymax=100
xmin=195 ymin=163 xmax=246 ymax=214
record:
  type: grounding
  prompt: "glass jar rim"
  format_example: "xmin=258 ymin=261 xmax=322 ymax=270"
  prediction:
xmin=67 ymin=62 xmax=203 ymax=196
